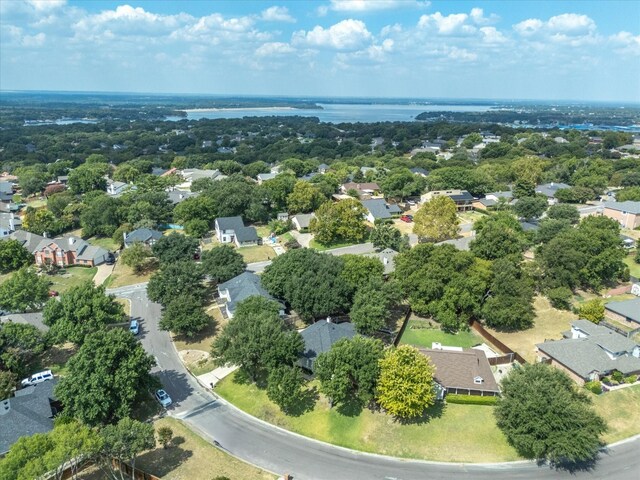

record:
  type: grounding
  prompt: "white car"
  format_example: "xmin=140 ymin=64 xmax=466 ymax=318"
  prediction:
xmin=155 ymin=389 xmax=172 ymax=407
xmin=129 ymin=319 xmax=139 ymax=335
xmin=21 ymin=370 xmax=54 ymax=387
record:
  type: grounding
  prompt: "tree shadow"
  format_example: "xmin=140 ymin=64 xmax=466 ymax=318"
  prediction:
xmin=283 ymin=385 xmax=319 ymax=417
xmin=393 ymin=400 xmax=446 ymax=426
xmin=136 ymin=445 xmax=193 ymax=477
xmin=546 ymin=452 xmax=600 ymax=473
xmin=171 ymin=435 xmax=186 ymax=447
xmin=336 ymin=397 xmax=364 ymax=417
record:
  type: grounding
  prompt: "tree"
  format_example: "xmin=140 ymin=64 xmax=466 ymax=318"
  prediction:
xmin=0 ymin=321 xmax=46 ymax=378
xmin=159 ymin=294 xmax=210 ymax=338
xmin=200 ymin=245 xmax=246 ymax=283
xmin=184 ymin=219 xmax=210 ymax=238
xmin=495 ymin=363 xmax=607 ymax=464
xmin=482 ymin=258 xmax=535 ymax=331
xmin=147 ymin=261 xmax=206 ymax=306
xmin=514 ymin=195 xmax=548 ymax=220
xmin=43 ymin=282 xmax=126 ymax=345
xmin=55 ymin=328 xmax=156 ymax=426
xmin=287 ymin=180 xmax=326 ymax=214
xmin=119 ymin=242 xmax=152 ymax=274
xmin=461 ymin=132 xmax=483 ymax=149
xmin=578 ymin=299 xmax=605 ymax=324
xmin=16 ymin=167 xmax=48 ymax=197
xmin=470 ymin=212 xmax=527 ymax=260
xmin=267 ymin=365 xmax=308 ymax=414
xmin=309 ymin=199 xmax=368 ymax=246
xmin=157 ymin=426 xmax=173 ymax=449
xmin=547 ymin=204 xmax=580 ymax=224
xmin=0 ymin=433 xmax=53 ymax=480
xmin=315 ymin=336 xmax=384 ymax=408
xmin=97 ymin=418 xmax=155 ymax=480
xmin=22 ymin=207 xmax=61 ymax=236
xmin=413 ymin=195 xmax=459 ymax=242
xmin=262 ymin=174 xmax=296 ymax=212
xmin=340 ymin=254 xmax=384 ymax=290
xmin=211 ymin=296 xmax=303 ymax=382
xmin=44 ymin=183 xmax=65 ymax=198
xmin=349 ymin=278 xmax=400 ymax=335
xmin=262 ymin=249 xmax=352 ymax=321
xmin=535 ymin=218 xmax=572 ymax=244
xmin=47 ymin=192 xmax=76 ymax=217
xmin=0 ymin=267 xmax=50 ymax=312
xmin=173 ymin=195 xmax=217 ymax=227
xmin=80 ymin=194 xmax=122 ymax=238
xmin=67 ymin=163 xmax=109 ymax=194
xmin=376 ymin=345 xmax=436 ymax=419
xmin=151 ymin=233 xmax=199 ymax=265
xmin=0 ymin=370 xmax=17 ymax=399
xmin=369 ymin=223 xmax=409 ymax=252
xmin=616 ymin=187 xmax=640 ymax=202
xmin=0 ymin=239 xmax=33 ymax=273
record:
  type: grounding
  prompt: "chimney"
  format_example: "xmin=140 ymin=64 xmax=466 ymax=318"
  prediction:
xmin=69 ymin=237 xmax=75 ymax=245
xmin=383 ymin=256 xmax=389 ymax=265
xmin=43 ymin=231 xmax=48 ymax=238
xmin=326 ymin=316 xmax=332 ymax=323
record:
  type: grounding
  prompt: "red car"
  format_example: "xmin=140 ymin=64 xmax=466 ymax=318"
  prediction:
xmin=48 ymin=290 xmax=59 ymax=297
xmin=400 ymin=215 xmax=413 ymax=223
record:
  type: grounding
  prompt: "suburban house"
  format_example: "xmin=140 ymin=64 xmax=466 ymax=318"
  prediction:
xmin=535 ymin=182 xmax=570 ymax=205
xmin=436 ymin=236 xmax=473 ymax=251
xmin=605 ymin=298 xmax=640 ymax=325
xmin=0 ymin=181 xmax=14 ymax=202
xmin=340 ymin=182 xmax=380 ymax=198
xmin=217 ymin=272 xmax=284 ymax=318
xmin=106 ymin=180 xmax=133 ymax=197
xmin=214 ymin=217 xmax=260 ymax=247
xmin=4 ymin=230 xmax=44 ymax=254
xmin=318 ymin=163 xmax=330 ymax=174
xmin=178 ymin=168 xmax=226 ymax=190
xmin=420 ymin=346 xmax=501 ymax=399
xmin=360 ymin=199 xmax=402 ymax=223
xmin=420 ymin=190 xmax=474 ymax=211
xmin=34 ymin=236 xmax=110 ymax=267
xmin=410 ymin=167 xmax=429 ymax=177
xmin=365 ymin=248 xmax=398 ymax=275
xmin=257 ymin=172 xmax=278 ymax=184
xmin=298 ymin=320 xmax=356 ymax=373
xmin=123 ymin=228 xmax=163 ymax=248
xmin=602 ymin=201 xmax=640 ymax=229
xmin=473 ymin=191 xmax=515 ymax=210
xmin=167 ymin=190 xmax=198 ymax=205
xmin=536 ymin=320 xmax=640 ymax=385
xmin=56 ymin=176 xmax=69 ymax=185
xmin=0 ymin=379 xmax=60 ymax=455
xmin=292 ymin=213 xmax=315 ymax=232
xmin=0 ymin=212 xmax=20 ymax=238
xmin=1 ymin=312 xmax=47 ymax=331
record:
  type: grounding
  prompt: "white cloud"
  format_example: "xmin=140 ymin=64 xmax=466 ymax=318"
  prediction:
xmin=326 ymin=0 xmax=429 ymax=13
xmin=25 ymin=0 xmax=66 ymax=12
xmin=447 ymin=46 xmax=477 ymax=61
xmin=609 ymin=31 xmax=640 ymax=56
xmin=293 ymin=19 xmax=372 ymax=50
xmin=513 ymin=18 xmax=543 ymax=36
xmin=22 ymin=31 xmax=45 ymax=46
xmin=418 ymin=12 xmax=475 ymax=36
xmin=547 ymin=13 xmax=595 ymax=36
xmin=256 ymin=41 xmax=295 ymax=56
xmin=480 ymin=26 xmax=506 ymax=44
xmin=260 ymin=6 xmax=295 ymax=23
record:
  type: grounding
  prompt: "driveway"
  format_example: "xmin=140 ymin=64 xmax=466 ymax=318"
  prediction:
xmin=93 ymin=262 xmax=115 ymax=286
xmin=290 ymin=231 xmax=312 ymax=247
xmin=108 ymin=281 xmax=640 ymax=480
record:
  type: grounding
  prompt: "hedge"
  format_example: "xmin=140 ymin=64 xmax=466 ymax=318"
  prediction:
xmin=445 ymin=394 xmax=498 ymax=406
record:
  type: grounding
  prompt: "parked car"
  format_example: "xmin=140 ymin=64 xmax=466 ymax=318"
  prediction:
xmin=129 ymin=319 xmax=139 ymax=335
xmin=21 ymin=370 xmax=54 ymax=387
xmin=155 ymin=389 xmax=172 ymax=407
xmin=105 ymin=253 xmax=115 ymax=265
xmin=48 ymin=290 xmax=59 ymax=297
xmin=400 ymin=215 xmax=413 ymax=223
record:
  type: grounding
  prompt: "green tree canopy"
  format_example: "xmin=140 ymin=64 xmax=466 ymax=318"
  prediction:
xmin=200 ymin=245 xmax=246 ymax=283
xmin=413 ymin=195 xmax=460 ymax=242
xmin=286 ymin=180 xmax=326 ymax=214
xmin=0 ymin=267 xmax=50 ymax=312
xmin=578 ymin=299 xmax=605 ymax=324
xmin=159 ymin=294 xmax=210 ymax=338
xmin=514 ymin=195 xmax=548 ymax=220
xmin=310 ymin=199 xmax=368 ymax=246
xmin=470 ymin=212 xmax=527 ymax=260
xmin=43 ymin=282 xmax=126 ymax=345
xmin=0 ymin=240 xmax=33 ymax=273
xmin=55 ymin=328 xmax=156 ymax=426
xmin=0 ymin=321 xmax=46 ymax=378
xmin=376 ymin=345 xmax=436 ymax=419
xmin=151 ymin=233 xmax=199 ymax=265
xmin=369 ymin=223 xmax=409 ymax=252
xmin=339 ymin=254 xmax=384 ymax=291
xmin=495 ymin=363 xmax=607 ymax=464
xmin=97 ymin=417 xmax=156 ymax=478
xmin=546 ymin=204 xmax=580 ymax=224
xmin=67 ymin=163 xmax=109 ymax=194
xmin=147 ymin=261 xmax=206 ymax=306
xmin=119 ymin=242 xmax=153 ymax=274
xmin=267 ymin=365 xmax=308 ymax=414
xmin=80 ymin=194 xmax=122 ymax=238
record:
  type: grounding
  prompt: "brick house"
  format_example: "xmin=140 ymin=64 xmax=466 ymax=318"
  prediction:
xmin=603 ymin=201 xmax=640 ymax=229
xmin=34 ymin=236 xmax=109 ymax=267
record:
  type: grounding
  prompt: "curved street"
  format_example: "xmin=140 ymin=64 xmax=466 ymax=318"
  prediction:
xmin=108 ymin=283 xmax=640 ymax=480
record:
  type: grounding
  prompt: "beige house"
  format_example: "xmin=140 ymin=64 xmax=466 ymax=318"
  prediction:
xmin=603 ymin=201 xmax=640 ymax=229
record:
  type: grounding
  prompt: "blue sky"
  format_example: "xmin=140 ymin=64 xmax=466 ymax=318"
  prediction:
xmin=1 ymin=0 xmax=639 ymax=102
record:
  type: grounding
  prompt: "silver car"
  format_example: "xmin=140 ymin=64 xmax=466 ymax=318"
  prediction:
xmin=155 ymin=389 xmax=172 ymax=407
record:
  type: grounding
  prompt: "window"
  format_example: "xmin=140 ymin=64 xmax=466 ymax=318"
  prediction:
xmin=474 ymin=376 xmax=484 ymax=384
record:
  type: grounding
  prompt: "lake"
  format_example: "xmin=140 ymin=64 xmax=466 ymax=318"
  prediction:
xmin=172 ymin=103 xmax=493 ymax=123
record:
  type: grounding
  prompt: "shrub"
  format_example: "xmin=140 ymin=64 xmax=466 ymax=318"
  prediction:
xmin=445 ymin=394 xmax=498 ymax=406
xmin=584 ymin=381 xmax=602 ymax=395
xmin=547 ymin=287 xmax=573 ymax=310
xmin=611 ymin=370 xmax=624 ymax=383
xmin=625 ymin=375 xmax=638 ymax=384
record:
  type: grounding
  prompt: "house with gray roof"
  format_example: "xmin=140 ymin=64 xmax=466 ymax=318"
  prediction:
xmin=106 ymin=180 xmax=134 ymax=197
xmin=0 ymin=181 xmax=14 ymax=203
xmin=605 ymin=298 xmax=640 ymax=325
xmin=535 ymin=182 xmax=570 ymax=205
xmin=420 ymin=347 xmax=500 ymax=398
xmin=34 ymin=236 xmax=109 ymax=267
xmin=217 ymin=272 xmax=284 ymax=318
xmin=124 ymin=228 xmax=163 ymax=248
xmin=410 ymin=167 xmax=429 ymax=177
xmin=536 ymin=320 xmax=640 ymax=385
xmin=167 ymin=190 xmax=198 ymax=205
xmin=292 ymin=213 xmax=315 ymax=231
xmin=298 ymin=320 xmax=356 ymax=373
xmin=1 ymin=312 xmax=47 ymax=331
xmin=603 ymin=201 xmax=640 ymax=229
xmin=214 ymin=216 xmax=260 ymax=247
xmin=365 ymin=248 xmax=398 ymax=275
xmin=3 ymin=230 xmax=43 ymax=254
xmin=0 ymin=379 xmax=60 ymax=455
xmin=318 ymin=163 xmax=330 ymax=174
xmin=257 ymin=172 xmax=278 ymax=184
xmin=360 ymin=199 xmax=402 ymax=223
xmin=0 ymin=212 xmax=21 ymax=238
xmin=421 ymin=190 xmax=475 ymax=211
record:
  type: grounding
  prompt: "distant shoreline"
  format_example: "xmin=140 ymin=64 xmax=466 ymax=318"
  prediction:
xmin=183 ymin=106 xmax=298 ymax=113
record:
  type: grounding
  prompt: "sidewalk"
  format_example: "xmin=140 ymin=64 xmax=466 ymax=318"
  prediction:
xmin=197 ymin=365 xmax=238 ymax=389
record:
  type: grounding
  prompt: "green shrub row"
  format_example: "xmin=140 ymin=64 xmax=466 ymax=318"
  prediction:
xmin=584 ymin=380 xmax=602 ymax=394
xmin=445 ymin=394 xmax=498 ymax=406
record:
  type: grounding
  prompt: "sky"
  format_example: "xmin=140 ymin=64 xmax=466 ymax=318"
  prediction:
xmin=1 ymin=0 xmax=639 ymax=102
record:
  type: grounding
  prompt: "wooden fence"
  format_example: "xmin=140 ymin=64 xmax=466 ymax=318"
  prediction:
xmin=469 ymin=320 xmax=527 ymax=364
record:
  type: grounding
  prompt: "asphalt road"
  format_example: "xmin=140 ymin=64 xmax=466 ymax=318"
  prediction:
xmin=108 ymin=283 xmax=640 ymax=480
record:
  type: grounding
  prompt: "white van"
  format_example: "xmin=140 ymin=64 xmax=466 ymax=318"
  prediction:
xmin=21 ymin=370 xmax=54 ymax=387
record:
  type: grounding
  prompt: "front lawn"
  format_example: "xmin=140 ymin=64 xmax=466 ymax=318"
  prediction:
xmin=87 ymin=236 xmax=119 ymax=252
xmin=215 ymin=372 xmax=518 ymax=463
xmin=103 ymin=261 xmax=154 ymax=289
xmin=591 ymin=384 xmax=640 ymax=444
xmin=623 ymin=254 xmax=640 ymax=278
xmin=486 ymin=296 xmax=577 ymax=363
xmin=400 ymin=318 xmax=482 ymax=349
xmin=237 ymin=245 xmax=275 ymax=263
xmin=48 ymin=266 xmax=97 ymax=293
xmin=173 ymin=306 xmax=225 ymax=376
xmin=309 ymin=239 xmax=358 ymax=251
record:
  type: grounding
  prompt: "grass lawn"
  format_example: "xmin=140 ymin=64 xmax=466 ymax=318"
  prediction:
xmin=216 ymin=372 xmax=519 ymax=463
xmin=115 ymin=298 xmax=131 ymax=316
xmin=401 ymin=318 xmax=483 ymax=349
xmin=48 ymin=266 xmax=97 ymax=293
xmin=237 ymin=245 xmax=275 ymax=263
xmin=173 ymin=306 xmax=225 ymax=376
xmin=134 ymin=418 xmax=275 ymax=480
xmin=87 ymin=236 xmax=119 ymax=252
xmin=487 ymin=296 xmax=577 ymax=363
xmin=458 ymin=211 xmax=485 ymax=224
xmin=392 ymin=218 xmax=414 ymax=235
xmin=280 ymin=231 xmax=294 ymax=243
xmin=103 ymin=261 xmax=154 ymax=289
xmin=591 ymin=385 xmax=640 ymax=444
xmin=255 ymin=225 xmax=271 ymax=238
xmin=623 ymin=255 xmax=640 ymax=278
xmin=309 ymin=239 xmax=358 ymax=251
xmin=38 ymin=342 xmax=77 ymax=377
